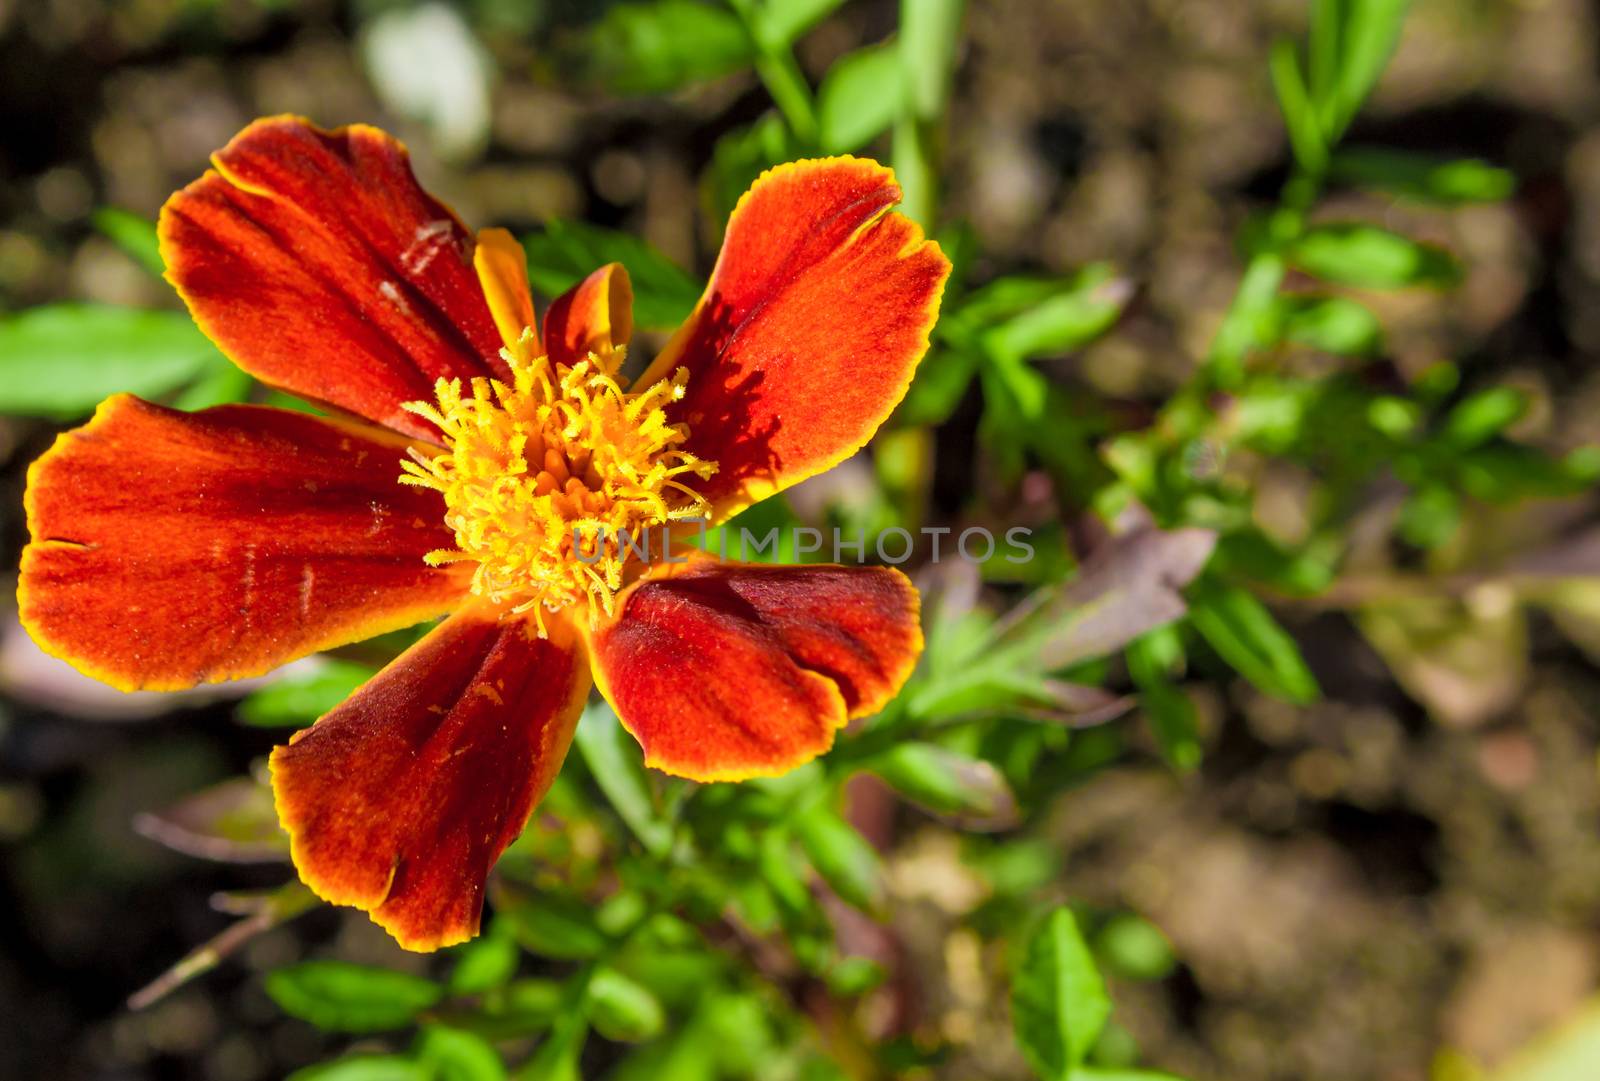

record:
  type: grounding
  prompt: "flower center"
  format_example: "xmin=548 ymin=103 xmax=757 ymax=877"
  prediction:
xmin=399 ymin=329 xmax=716 ymax=632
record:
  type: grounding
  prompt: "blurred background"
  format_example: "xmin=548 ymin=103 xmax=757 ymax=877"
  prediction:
xmin=5 ymin=1 xmax=1600 ymax=1079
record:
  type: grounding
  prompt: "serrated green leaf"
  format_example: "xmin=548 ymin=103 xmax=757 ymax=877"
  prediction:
xmin=0 ymin=305 xmax=221 ymax=419
xmin=817 ymin=42 xmax=903 ymax=153
xmin=1011 ymin=907 xmax=1111 ymax=1079
xmin=265 ymin=962 xmax=442 ymax=1033
xmin=522 ymin=220 xmax=701 ymax=331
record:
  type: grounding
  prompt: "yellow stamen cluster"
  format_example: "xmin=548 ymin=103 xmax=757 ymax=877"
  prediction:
xmin=400 ymin=330 xmax=716 ymax=632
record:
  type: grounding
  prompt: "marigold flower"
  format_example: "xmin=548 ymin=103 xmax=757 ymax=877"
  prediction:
xmin=17 ymin=117 xmax=949 ymax=950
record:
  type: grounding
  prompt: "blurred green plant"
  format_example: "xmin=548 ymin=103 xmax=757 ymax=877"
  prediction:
xmin=8 ymin=0 xmax=1598 ymax=1078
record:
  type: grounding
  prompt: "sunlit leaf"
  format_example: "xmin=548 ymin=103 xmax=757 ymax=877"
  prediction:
xmin=265 ymin=962 xmax=443 ymax=1033
xmin=0 ymin=305 xmax=221 ymax=419
xmin=1187 ymin=578 xmax=1320 ymax=704
xmin=414 ymin=1026 xmax=506 ymax=1081
xmin=585 ymin=0 xmax=754 ymax=95
xmin=868 ymin=743 xmax=1018 ymax=830
xmin=522 ymin=220 xmax=702 ymax=330
xmin=1011 ymin=907 xmax=1111 ymax=1079
xmin=795 ymin=804 xmax=883 ymax=914
xmin=286 ymin=1056 xmax=427 ymax=1081
xmin=586 ymin=967 xmax=666 ymax=1043
xmin=1276 ymin=293 xmax=1383 ymax=357
xmin=817 ymin=42 xmax=902 ymax=153
xmin=1287 ymin=223 xmax=1461 ymax=290
xmin=237 ymin=659 xmax=375 ymax=727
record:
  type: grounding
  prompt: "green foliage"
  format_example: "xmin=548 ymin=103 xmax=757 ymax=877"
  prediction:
xmin=584 ymin=1 xmax=754 ymax=94
xmin=522 ymin=220 xmax=702 ymax=330
xmin=1011 ymin=907 xmax=1111 ymax=1080
xmin=23 ymin=3 xmax=1583 ymax=1079
xmin=238 ymin=660 xmax=376 ymax=727
xmin=1287 ymin=223 xmax=1462 ymax=289
xmin=0 ymin=305 xmax=227 ymax=419
xmin=817 ymin=42 xmax=902 ymax=153
xmin=266 ymin=963 xmax=444 ymax=1033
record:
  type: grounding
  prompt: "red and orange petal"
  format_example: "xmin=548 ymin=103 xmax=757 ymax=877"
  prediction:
xmin=542 ymin=262 xmax=633 ymax=367
xmin=17 ymin=395 xmax=469 ymax=692
xmin=586 ymin=558 xmax=922 ymax=782
xmin=159 ymin=115 xmax=508 ymax=443
xmin=270 ymin=605 xmax=590 ymax=951
xmin=637 ymin=157 xmax=950 ymax=522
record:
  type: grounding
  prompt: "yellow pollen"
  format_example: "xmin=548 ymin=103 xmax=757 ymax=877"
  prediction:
xmin=399 ymin=329 xmax=716 ymax=633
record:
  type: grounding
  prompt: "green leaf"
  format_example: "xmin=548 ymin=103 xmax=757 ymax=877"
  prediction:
xmin=585 ymin=1 xmax=754 ymax=94
xmin=943 ymin=266 xmax=1128 ymax=361
xmin=1186 ymin=579 xmax=1320 ymax=704
xmin=1286 ymin=223 xmax=1461 ymax=289
xmin=1011 ymin=907 xmax=1112 ymax=1079
xmin=1126 ymin=629 xmax=1202 ymax=772
xmin=1269 ymin=39 xmax=1327 ymax=175
xmin=92 ymin=207 xmax=164 ymax=275
xmin=522 ymin=220 xmax=701 ymax=331
xmin=1095 ymin=915 xmax=1177 ymax=982
xmin=1441 ymin=386 xmax=1527 ymax=449
xmin=265 ymin=962 xmax=442 ymax=1033
xmin=287 ymin=1056 xmax=427 ymax=1081
xmin=752 ymin=0 xmax=847 ymax=46
xmin=0 ymin=305 xmax=221 ymax=420
xmin=447 ymin=930 xmax=520 ymax=996
xmin=1275 ymin=294 xmax=1383 ymax=357
xmin=586 ymin=967 xmax=666 ymax=1043
xmin=1331 ymin=146 xmax=1514 ymax=204
xmin=899 ymin=0 xmax=964 ymax=121
xmin=1072 ymin=1070 xmax=1187 ymax=1081
xmin=573 ymin=702 xmax=674 ymax=856
xmin=817 ymin=42 xmax=903 ymax=153
xmin=869 ymin=743 xmax=1017 ymax=828
xmin=415 ymin=1026 xmax=507 ymax=1081
xmin=172 ymin=361 xmax=254 ymax=410
xmin=705 ymin=112 xmax=798 ymax=225
xmin=502 ymin=891 xmax=610 ymax=960
xmin=1321 ymin=0 xmax=1411 ymax=139
xmin=238 ymin=660 xmax=376 ymax=727
xmin=794 ymin=804 xmax=883 ymax=913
